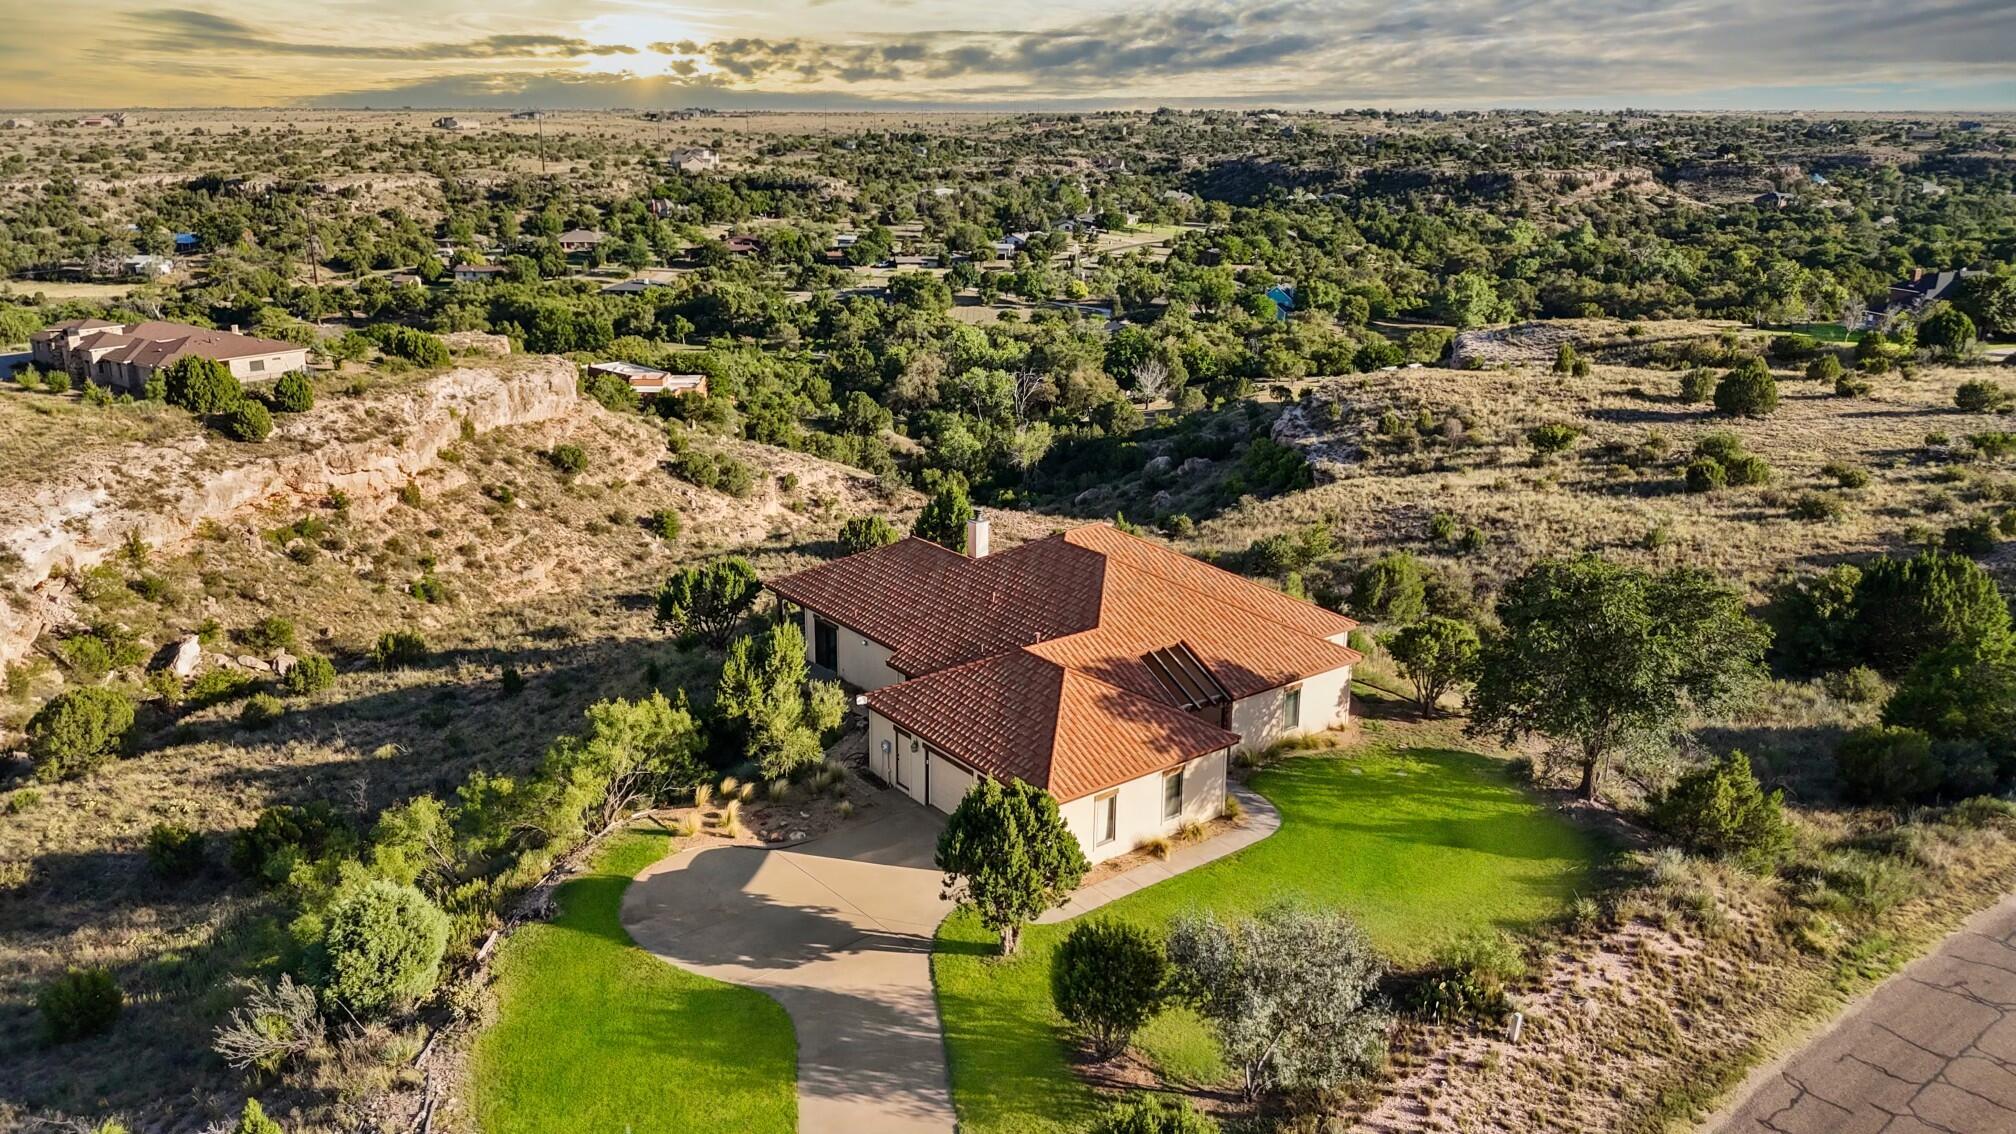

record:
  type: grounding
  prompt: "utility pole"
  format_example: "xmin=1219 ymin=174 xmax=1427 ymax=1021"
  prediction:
xmin=538 ymin=111 xmax=546 ymax=175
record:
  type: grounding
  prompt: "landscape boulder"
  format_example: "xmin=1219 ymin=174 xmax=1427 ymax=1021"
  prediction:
xmin=168 ymin=636 xmax=202 ymax=678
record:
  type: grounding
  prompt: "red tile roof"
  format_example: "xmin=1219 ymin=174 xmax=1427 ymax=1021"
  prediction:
xmin=773 ymin=522 xmax=1362 ymax=801
xmin=867 ymin=650 xmax=1240 ymax=801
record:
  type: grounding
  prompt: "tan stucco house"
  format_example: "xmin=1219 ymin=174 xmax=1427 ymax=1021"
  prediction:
xmin=30 ymin=319 xmax=309 ymax=393
xmin=767 ymin=519 xmax=1360 ymax=862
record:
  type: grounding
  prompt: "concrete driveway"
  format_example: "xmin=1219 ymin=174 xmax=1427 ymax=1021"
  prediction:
xmin=1716 ymin=892 xmax=2016 ymax=1134
xmin=621 ymin=793 xmax=956 ymax=1134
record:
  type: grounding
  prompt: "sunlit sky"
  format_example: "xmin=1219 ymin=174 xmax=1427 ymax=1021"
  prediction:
xmin=0 ymin=0 xmax=2011 ymax=110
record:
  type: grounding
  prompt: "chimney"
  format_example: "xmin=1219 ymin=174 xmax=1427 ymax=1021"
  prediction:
xmin=965 ymin=512 xmax=991 ymax=559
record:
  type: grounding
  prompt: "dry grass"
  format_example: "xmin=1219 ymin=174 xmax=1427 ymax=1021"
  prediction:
xmin=0 ymin=390 xmax=925 ymax=1129
xmin=1219 ymin=356 xmax=2016 ymax=597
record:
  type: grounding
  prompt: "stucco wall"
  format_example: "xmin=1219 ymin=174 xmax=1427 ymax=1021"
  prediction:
xmin=1228 ymin=663 xmax=1353 ymax=753
xmin=866 ymin=709 xmax=1229 ymax=864
xmin=865 ymin=708 xmax=977 ymax=809
xmin=1058 ymin=748 xmax=1230 ymax=864
xmin=225 ymin=351 xmax=310 ymax=380
xmin=796 ymin=607 xmax=905 ymax=691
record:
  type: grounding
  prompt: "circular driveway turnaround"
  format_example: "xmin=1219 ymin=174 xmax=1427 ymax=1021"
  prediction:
xmin=621 ymin=793 xmax=957 ymax=1134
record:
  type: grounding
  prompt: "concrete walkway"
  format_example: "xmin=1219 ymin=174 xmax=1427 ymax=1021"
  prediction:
xmin=622 ymin=795 xmax=957 ymax=1134
xmin=1714 ymin=891 xmax=2016 ymax=1134
xmin=1038 ymin=783 xmax=1282 ymax=924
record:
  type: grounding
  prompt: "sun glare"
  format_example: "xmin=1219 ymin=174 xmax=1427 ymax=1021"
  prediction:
xmin=577 ymin=9 xmax=718 ymax=76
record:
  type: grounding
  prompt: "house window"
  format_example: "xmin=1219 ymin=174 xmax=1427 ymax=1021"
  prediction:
xmin=1282 ymin=685 xmax=1302 ymax=729
xmin=249 ymin=359 xmax=265 ymax=372
xmin=1096 ymin=791 xmax=1118 ymax=845
xmin=1162 ymin=767 xmax=1184 ymax=821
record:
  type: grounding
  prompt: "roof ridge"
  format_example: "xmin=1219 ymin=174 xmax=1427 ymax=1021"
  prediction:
xmin=1067 ymin=522 xmax=1357 ymax=631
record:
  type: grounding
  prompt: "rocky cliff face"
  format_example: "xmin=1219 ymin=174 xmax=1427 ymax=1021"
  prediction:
xmin=0 ymin=357 xmax=578 ymax=674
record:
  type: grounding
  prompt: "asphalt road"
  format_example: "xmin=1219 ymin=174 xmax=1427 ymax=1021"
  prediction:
xmin=1716 ymin=892 xmax=2016 ymax=1134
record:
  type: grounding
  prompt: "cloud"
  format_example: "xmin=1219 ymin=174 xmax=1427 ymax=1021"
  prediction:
xmin=14 ymin=0 xmax=2016 ymax=110
xmin=126 ymin=8 xmax=638 ymax=60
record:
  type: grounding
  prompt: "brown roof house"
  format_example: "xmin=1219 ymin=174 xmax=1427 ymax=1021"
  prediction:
xmin=767 ymin=519 xmax=1360 ymax=861
xmin=585 ymin=360 xmax=707 ymax=398
xmin=30 ymin=319 xmax=308 ymax=393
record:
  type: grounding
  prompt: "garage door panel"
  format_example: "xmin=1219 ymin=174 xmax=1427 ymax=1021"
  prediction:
xmin=926 ymin=753 xmax=974 ymax=813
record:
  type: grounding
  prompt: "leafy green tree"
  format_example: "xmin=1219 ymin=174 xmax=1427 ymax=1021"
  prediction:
xmin=1431 ymin=271 xmax=1512 ymax=328
xmin=535 ymin=692 xmax=708 ymax=839
xmin=715 ymin=620 xmax=845 ymax=779
xmin=1806 ymin=354 xmax=1843 ymax=383
xmin=1352 ymin=553 xmax=1427 ymax=624
xmin=1469 ymin=556 xmax=1769 ymax=800
xmin=27 ymin=686 xmax=135 ymax=782
xmin=1882 ymin=637 xmax=2016 ymax=744
xmin=1527 ymin=422 xmax=1580 ymax=453
xmin=370 ymin=629 xmax=428 ymax=668
xmin=913 ymin=484 xmax=975 ymax=550
xmin=1954 ymin=380 xmax=2011 ymax=413
xmin=39 ymin=967 xmax=122 ymax=1043
xmin=163 ymin=356 xmax=242 ymax=414
xmin=1835 ymin=724 xmax=1941 ymax=805
xmin=1165 ymin=904 xmax=1389 ymax=1101
xmin=1853 ymin=551 xmax=2013 ymax=675
xmin=1919 ymin=305 xmax=1977 ymax=360
xmin=1089 ymin=1094 xmax=1219 ymax=1134
xmin=319 ymin=880 xmax=449 ymax=1016
xmin=1714 ymin=357 xmax=1779 ymax=418
xmin=269 ymin=371 xmax=314 ymax=413
xmin=1051 ymin=919 xmax=1169 ymax=1058
xmin=837 ymin=515 xmax=899 ymax=555
xmin=1386 ymin=617 xmax=1480 ymax=713
xmin=1647 ymin=751 xmax=1791 ymax=866
xmin=282 ymin=654 xmax=336 ymax=696
xmin=1956 ymin=272 xmax=2016 ymax=339
xmin=229 ymin=1099 xmax=285 ymax=1134
xmin=218 ymin=400 xmax=273 ymax=442
xmin=936 ymin=778 xmax=1088 ymax=955
xmin=654 ymin=557 xmax=759 ymax=647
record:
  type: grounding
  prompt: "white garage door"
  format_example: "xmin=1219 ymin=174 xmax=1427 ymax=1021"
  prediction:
xmin=925 ymin=749 xmax=976 ymax=814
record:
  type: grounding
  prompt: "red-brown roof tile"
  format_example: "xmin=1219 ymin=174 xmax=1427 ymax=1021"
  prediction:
xmin=865 ymin=649 xmax=1239 ymax=800
xmin=771 ymin=522 xmax=1361 ymax=799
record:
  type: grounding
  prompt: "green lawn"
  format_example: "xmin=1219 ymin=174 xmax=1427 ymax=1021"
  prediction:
xmin=932 ymin=744 xmax=1610 ymax=1133
xmin=470 ymin=828 xmax=797 ymax=1134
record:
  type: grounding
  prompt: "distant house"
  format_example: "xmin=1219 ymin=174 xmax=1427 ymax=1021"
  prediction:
xmin=31 ymin=319 xmax=307 ymax=392
xmin=724 ymin=234 xmax=764 ymax=257
xmin=890 ymin=254 xmax=941 ymax=269
xmin=510 ymin=110 xmax=542 ymax=120
xmin=834 ymin=232 xmax=859 ymax=248
xmin=557 ymin=229 xmax=607 ymax=254
xmin=77 ymin=113 xmax=126 ymax=128
xmin=992 ymin=233 xmax=1029 ymax=257
xmin=1265 ymin=285 xmax=1296 ymax=317
xmin=600 ymin=277 xmax=678 ymax=295
xmin=433 ymin=116 xmax=477 ymax=131
xmin=452 ymin=264 xmax=508 ymax=284
xmin=1754 ymin=191 xmax=1794 ymax=209
xmin=586 ymin=360 xmax=707 ymax=399
xmin=387 ymin=272 xmax=423 ymax=287
xmin=1884 ymin=268 xmax=1975 ymax=316
xmin=119 ymin=254 xmax=174 ymax=278
xmin=172 ymin=232 xmax=199 ymax=250
xmin=668 ymin=147 xmax=719 ymax=172
xmin=1 ymin=118 xmax=32 ymax=130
